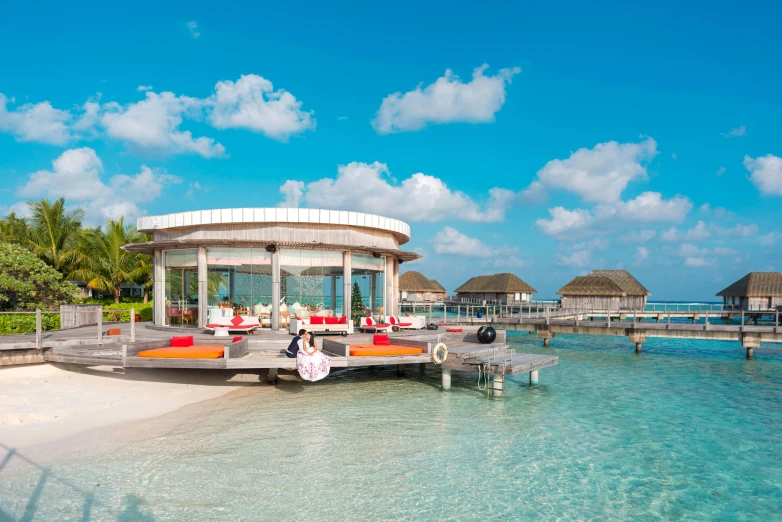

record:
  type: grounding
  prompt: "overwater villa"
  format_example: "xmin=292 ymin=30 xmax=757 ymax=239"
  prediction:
xmin=717 ymin=271 xmax=782 ymax=311
xmin=557 ymin=270 xmax=650 ymax=311
xmin=123 ymin=208 xmax=422 ymax=330
xmin=398 ymin=271 xmax=447 ymax=302
xmin=453 ymin=273 xmax=536 ymax=305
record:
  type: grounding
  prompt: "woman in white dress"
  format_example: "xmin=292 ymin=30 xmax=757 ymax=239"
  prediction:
xmin=296 ymin=332 xmax=331 ymax=382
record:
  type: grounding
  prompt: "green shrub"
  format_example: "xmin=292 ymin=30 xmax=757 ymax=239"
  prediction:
xmin=101 ymin=302 xmax=154 ymax=322
xmin=0 ymin=313 xmax=60 ymax=335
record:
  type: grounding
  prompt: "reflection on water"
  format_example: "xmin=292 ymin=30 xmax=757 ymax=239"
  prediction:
xmin=1 ymin=332 xmax=781 ymax=521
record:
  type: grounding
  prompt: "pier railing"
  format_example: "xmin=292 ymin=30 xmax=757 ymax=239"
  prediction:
xmin=0 ymin=306 xmax=140 ymax=347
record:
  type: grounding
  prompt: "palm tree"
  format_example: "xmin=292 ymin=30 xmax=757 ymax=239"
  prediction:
xmin=26 ymin=198 xmax=84 ymax=274
xmin=70 ymin=218 xmax=143 ymax=304
xmin=0 ymin=211 xmax=29 ymax=244
xmin=130 ymin=253 xmax=154 ymax=303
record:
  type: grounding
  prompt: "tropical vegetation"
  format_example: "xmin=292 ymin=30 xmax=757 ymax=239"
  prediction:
xmin=0 ymin=197 xmax=153 ymax=308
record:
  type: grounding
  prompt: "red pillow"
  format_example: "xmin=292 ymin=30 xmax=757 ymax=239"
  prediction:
xmin=325 ymin=317 xmax=339 ymax=325
xmin=232 ymin=336 xmax=243 ymax=343
xmin=310 ymin=316 xmax=324 ymax=325
xmin=339 ymin=315 xmax=347 ymax=324
xmin=171 ymin=336 xmax=193 ymax=347
xmin=404 ymin=312 xmax=410 ymax=317
xmin=296 ymin=316 xmax=302 ymax=320
xmin=366 ymin=317 xmax=374 ymax=326
xmin=373 ymin=334 xmax=390 ymax=345
xmin=389 ymin=316 xmax=396 ymax=325
xmin=230 ymin=315 xmax=244 ymax=327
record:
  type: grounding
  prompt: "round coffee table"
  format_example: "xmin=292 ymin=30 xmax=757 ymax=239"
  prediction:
xmin=213 ymin=326 xmax=230 ymax=337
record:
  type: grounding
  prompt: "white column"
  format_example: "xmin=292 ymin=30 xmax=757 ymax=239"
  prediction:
xmin=343 ymin=252 xmax=352 ymax=320
xmin=529 ymin=370 xmax=539 ymax=386
xmin=197 ymin=247 xmax=207 ymax=328
xmin=442 ymin=368 xmax=451 ymax=390
xmin=385 ymin=256 xmax=395 ymax=320
xmin=272 ymin=250 xmax=280 ymax=330
xmin=153 ymin=249 xmax=164 ymax=325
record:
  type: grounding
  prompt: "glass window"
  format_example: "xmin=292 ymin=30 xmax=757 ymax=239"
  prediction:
xmin=281 ymin=249 xmax=344 ymax=319
xmin=163 ymin=249 xmax=198 ymax=327
xmin=206 ymin=248 xmax=272 ymax=325
xmin=352 ymin=253 xmax=385 ymax=318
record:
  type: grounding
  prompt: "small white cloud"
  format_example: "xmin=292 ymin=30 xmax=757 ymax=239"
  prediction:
xmin=555 ymin=249 xmax=591 ymax=267
xmin=745 ymin=154 xmax=782 ymax=196
xmin=521 ymin=138 xmax=658 ymax=203
xmin=337 ymin=116 xmax=348 ymax=121
xmin=634 ymin=246 xmax=650 ymax=265
xmin=137 ymin=85 xmax=153 ymax=92
xmin=372 ymin=64 xmax=520 ymax=134
xmin=279 ymin=161 xmax=512 ymax=223
xmin=713 ymin=223 xmax=758 ymax=237
xmin=429 ymin=227 xmax=492 ymax=257
xmin=0 ymin=93 xmax=72 ymax=145
xmin=758 ymin=232 xmax=782 ymax=246
xmin=660 ymin=220 xmax=710 ymax=242
xmin=723 ymin=125 xmax=746 ymax=137
xmin=207 ymin=74 xmax=315 ymax=141
xmin=671 ymin=153 xmax=677 ymax=160
xmin=16 ymin=147 xmax=180 ymax=224
xmin=716 ymin=166 xmax=726 ymax=176
xmin=618 ymin=229 xmax=656 ymax=244
xmin=186 ymin=20 xmax=200 ymax=38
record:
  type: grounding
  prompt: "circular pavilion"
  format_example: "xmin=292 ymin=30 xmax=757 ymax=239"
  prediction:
xmin=124 ymin=208 xmax=421 ymax=329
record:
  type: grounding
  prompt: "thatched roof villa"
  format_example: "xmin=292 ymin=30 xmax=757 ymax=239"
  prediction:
xmin=454 ymin=273 xmax=536 ymax=305
xmin=557 ymin=270 xmax=650 ymax=310
xmin=398 ymin=271 xmax=448 ymax=302
xmin=717 ymin=272 xmax=782 ymax=311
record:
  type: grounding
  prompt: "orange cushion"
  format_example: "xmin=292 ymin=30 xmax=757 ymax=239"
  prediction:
xmin=107 ymin=328 xmax=121 ymax=336
xmin=138 ymin=346 xmax=225 ymax=359
xmin=349 ymin=345 xmax=423 ymax=356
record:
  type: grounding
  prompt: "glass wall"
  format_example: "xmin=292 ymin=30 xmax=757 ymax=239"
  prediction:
xmin=164 ymin=249 xmax=198 ymax=327
xmin=206 ymin=248 xmax=273 ymax=325
xmin=352 ymin=253 xmax=385 ymax=319
xmin=281 ymin=249 xmax=344 ymax=319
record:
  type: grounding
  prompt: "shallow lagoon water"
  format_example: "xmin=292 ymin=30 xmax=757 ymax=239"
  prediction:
xmin=2 ymin=333 xmax=781 ymax=521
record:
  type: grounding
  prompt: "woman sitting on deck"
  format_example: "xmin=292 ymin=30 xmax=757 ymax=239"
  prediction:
xmin=293 ymin=331 xmax=331 ymax=382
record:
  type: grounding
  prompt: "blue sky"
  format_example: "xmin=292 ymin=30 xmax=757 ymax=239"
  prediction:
xmin=1 ymin=1 xmax=781 ymax=300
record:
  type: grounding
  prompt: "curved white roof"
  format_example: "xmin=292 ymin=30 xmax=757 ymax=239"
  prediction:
xmin=137 ymin=208 xmax=412 ymax=243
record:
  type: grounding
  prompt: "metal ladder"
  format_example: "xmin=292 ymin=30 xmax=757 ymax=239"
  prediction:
xmin=484 ymin=344 xmax=512 ymax=400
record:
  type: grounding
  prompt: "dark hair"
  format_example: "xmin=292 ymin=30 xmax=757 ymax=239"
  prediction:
xmin=298 ymin=329 xmax=307 ymax=336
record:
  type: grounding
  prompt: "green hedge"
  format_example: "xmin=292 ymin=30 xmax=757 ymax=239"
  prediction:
xmin=0 ymin=314 xmax=61 ymax=335
xmin=0 ymin=301 xmax=154 ymax=334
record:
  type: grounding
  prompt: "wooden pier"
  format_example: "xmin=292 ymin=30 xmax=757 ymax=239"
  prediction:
xmin=441 ymin=308 xmax=782 ymax=358
xmin=34 ymin=328 xmax=557 ymax=395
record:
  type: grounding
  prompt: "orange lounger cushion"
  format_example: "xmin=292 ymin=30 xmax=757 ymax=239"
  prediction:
xmin=138 ymin=346 xmax=225 ymax=359
xmin=349 ymin=344 xmax=424 ymax=357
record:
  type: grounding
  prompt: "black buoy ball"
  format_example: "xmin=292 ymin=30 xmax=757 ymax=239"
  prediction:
xmin=477 ymin=326 xmax=496 ymax=344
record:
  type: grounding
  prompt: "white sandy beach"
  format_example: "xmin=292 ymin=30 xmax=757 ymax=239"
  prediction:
xmin=0 ymin=363 xmax=263 ymax=450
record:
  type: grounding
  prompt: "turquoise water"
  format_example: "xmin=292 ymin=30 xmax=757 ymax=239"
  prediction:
xmin=2 ymin=333 xmax=781 ymax=520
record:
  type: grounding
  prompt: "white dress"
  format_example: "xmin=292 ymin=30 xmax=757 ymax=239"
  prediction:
xmin=296 ymin=344 xmax=331 ymax=382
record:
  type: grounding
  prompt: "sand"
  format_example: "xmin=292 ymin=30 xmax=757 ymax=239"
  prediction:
xmin=0 ymin=363 xmax=266 ymax=450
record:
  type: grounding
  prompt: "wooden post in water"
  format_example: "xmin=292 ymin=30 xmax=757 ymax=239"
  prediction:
xmin=529 ymin=370 xmax=539 ymax=386
xmin=442 ymin=368 xmax=451 ymax=390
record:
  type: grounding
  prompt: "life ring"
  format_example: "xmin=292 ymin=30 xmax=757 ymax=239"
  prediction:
xmin=432 ymin=343 xmax=448 ymax=364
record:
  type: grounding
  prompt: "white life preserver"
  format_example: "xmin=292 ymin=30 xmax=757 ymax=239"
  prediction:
xmin=432 ymin=343 xmax=448 ymax=364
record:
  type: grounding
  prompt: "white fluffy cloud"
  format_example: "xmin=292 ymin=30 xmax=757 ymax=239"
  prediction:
xmin=0 ymin=94 xmax=72 ymax=145
xmin=522 ymin=138 xmax=658 ymax=203
xmin=674 ymin=243 xmax=737 ymax=268
xmin=555 ymin=249 xmax=591 ymax=267
xmin=0 ymin=75 xmax=314 ymax=155
xmin=430 ymin=227 xmax=491 ymax=257
xmin=745 ymin=154 xmax=782 ymax=196
xmin=372 ymin=64 xmax=520 ymax=134
xmin=187 ymin=20 xmax=200 ymax=38
xmin=535 ymin=191 xmax=691 ymax=240
xmin=278 ymin=161 xmax=513 ymax=223
xmin=16 ymin=148 xmax=180 ymax=224
xmin=101 ymin=92 xmax=225 ymax=157
xmin=207 ymin=74 xmax=314 ymax=140
xmin=660 ymin=220 xmax=710 ymax=242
